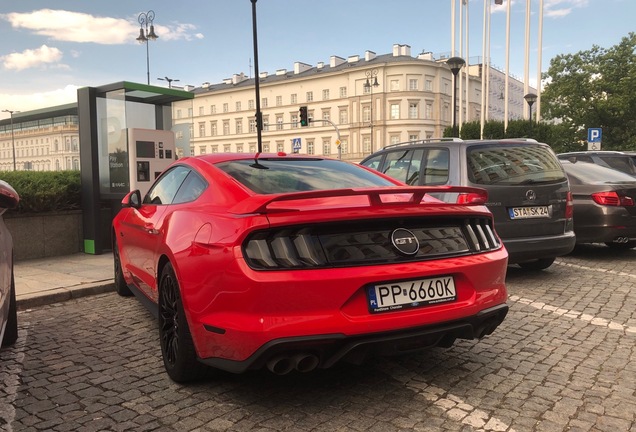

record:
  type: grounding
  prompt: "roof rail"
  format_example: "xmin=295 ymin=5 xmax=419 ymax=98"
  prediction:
xmin=383 ymin=137 xmax=463 ymax=149
xmin=507 ymin=138 xmax=538 ymax=143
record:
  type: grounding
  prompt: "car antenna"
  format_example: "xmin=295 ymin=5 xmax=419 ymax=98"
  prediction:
xmin=250 ymin=152 xmax=269 ymax=170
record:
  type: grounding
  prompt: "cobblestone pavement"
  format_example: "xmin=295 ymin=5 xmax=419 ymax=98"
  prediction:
xmin=1 ymin=244 xmax=635 ymax=432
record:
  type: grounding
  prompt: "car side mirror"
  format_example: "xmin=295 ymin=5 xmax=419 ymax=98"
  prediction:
xmin=122 ymin=190 xmax=142 ymax=209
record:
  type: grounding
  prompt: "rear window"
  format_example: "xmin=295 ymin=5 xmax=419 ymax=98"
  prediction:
xmin=467 ymin=144 xmax=566 ymax=185
xmin=217 ymin=158 xmax=395 ymax=194
xmin=562 ymin=161 xmax=636 ymax=184
xmin=597 ymin=156 xmax=636 ymax=175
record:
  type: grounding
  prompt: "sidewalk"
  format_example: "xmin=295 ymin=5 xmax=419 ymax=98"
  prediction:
xmin=14 ymin=252 xmax=115 ymax=310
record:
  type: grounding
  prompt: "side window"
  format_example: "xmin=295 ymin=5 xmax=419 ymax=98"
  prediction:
xmin=173 ymin=171 xmax=208 ymax=204
xmin=382 ymin=150 xmax=413 ymax=183
xmin=422 ymin=148 xmax=450 ymax=185
xmin=361 ymin=154 xmax=384 ymax=171
xmin=405 ymin=149 xmax=423 ymax=185
xmin=144 ymin=166 xmax=191 ymax=205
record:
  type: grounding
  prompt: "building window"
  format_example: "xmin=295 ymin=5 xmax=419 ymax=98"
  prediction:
xmin=276 ymin=116 xmax=283 ymax=130
xmin=236 ymin=101 xmax=241 ymax=111
xmin=323 ymin=140 xmax=331 ymax=155
xmin=199 ymin=145 xmax=207 ymax=155
xmin=249 ymin=144 xmax=256 ymax=153
xmin=390 ymin=135 xmax=400 ymax=145
xmin=277 ymin=141 xmax=284 ymax=152
xmin=322 ymin=89 xmax=330 ymax=100
xmin=339 ymin=87 xmax=347 ymax=98
xmin=363 ymin=137 xmax=371 ymax=153
xmin=409 ymin=79 xmax=418 ymax=91
xmin=362 ymin=106 xmax=371 ymax=122
xmin=263 ymin=143 xmax=270 ymax=152
xmin=249 ymin=119 xmax=256 ymax=133
xmin=177 ymin=109 xmax=182 ymax=119
xmin=236 ymin=119 xmax=243 ymax=134
xmin=409 ymin=103 xmax=418 ymax=119
xmin=390 ymin=80 xmax=399 ymax=91
xmin=276 ymin=96 xmax=282 ymax=106
xmin=306 ymin=91 xmax=313 ymax=102
xmin=425 ymin=79 xmax=433 ymax=91
xmin=291 ymin=93 xmax=297 ymax=104
xmin=248 ymin=100 xmax=254 ymax=110
xmin=262 ymin=97 xmax=268 ymax=108
xmin=199 ymin=122 xmax=206 ymax=137
xmin=409 ymin=134 xmax=419 ymax=142
xmin=188 ymin=108 xmax=193 ymax=117
xmin=212 ymin=145 xmax=219 ymax=153
xmin=390 ymin=103 xmax=400 ymax=119
xmin=211 ymin=122 xmax=217 ymax=136
xmin=322 ymin=110 xmax=330 ymax=121
xmin=307 ymin=141 xmax=314 ymax=155
xmin=340 ymin=138 xmax=348 ymax=154
xmin=211 ymin=105 xmax=217 ymax=114
xmin=339 ymin=109 xmax=348 ymax=125
xmin=199 ymin=106 xmax=204 ymax=116
xmin=425 ymin=103 xmax=433 ymax=119
xmin=223 ymin=121 xmax=230 ymax=135
xmin=262 ymin=116 xmax=269 ymax=131
xmin=223 ymin=103 xmax=228 ymax=113
xmin=236 ymin=144 xmax=243 ymax=153
xmin=224 ymin=144 xmax=231 ymax=152
xmin=291 ymin=114 xmax=298 ymax=128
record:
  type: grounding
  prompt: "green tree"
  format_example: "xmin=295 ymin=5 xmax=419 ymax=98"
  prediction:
xmin=541 ymin=32 xmax=636 ymax=150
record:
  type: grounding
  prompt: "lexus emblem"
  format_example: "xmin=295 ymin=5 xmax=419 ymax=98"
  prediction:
xmin=526 ymin=190 xmax=536 ymax=201
xmin=391 ymin=228 xmax=420 ymax=256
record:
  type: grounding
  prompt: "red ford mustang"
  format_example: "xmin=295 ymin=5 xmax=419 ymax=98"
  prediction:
xmin=112 ymin=153 xmax=508 ymax=382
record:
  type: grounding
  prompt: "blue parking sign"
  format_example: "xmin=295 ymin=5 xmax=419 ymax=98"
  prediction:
xmin=587 ymin=128 xmax=602 ymax=143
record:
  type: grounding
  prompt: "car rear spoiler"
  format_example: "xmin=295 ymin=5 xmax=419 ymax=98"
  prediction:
xmin=228 ymin=185 xmax=487 ymax=215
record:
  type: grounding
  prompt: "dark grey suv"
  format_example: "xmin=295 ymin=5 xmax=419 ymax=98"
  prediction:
xmin=361 ymin=138 xmax=575 ymax=270
xmin=557 ymin=151 xmax=636 ymax=177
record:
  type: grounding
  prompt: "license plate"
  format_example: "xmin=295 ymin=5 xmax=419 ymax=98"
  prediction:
xmin=508 ymin=206 xmax=550 ymax=219
xmin=367 ymin=276 xmax=456 ymax=313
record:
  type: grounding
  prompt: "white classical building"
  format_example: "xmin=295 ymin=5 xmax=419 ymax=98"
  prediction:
xmin=173 ymin=44 xmax=531 ymax=162
xmin=0 ymin=104 xmax=80 ymax=172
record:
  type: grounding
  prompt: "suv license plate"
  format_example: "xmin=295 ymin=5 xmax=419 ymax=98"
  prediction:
xmin=509 ymin=206 xmax=550 ymax=219
xmin=367 ymin=276 xmax=456 ymax=313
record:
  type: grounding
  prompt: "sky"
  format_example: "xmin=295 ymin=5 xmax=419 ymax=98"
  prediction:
xmin=0 ymin=0 xmax=634 ymax=120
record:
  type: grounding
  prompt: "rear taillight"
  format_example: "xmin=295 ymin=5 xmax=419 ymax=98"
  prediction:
xmin=565 ymin=191 xmax=574 ymax=219
xmin=456 ymin=191 xmax=488 ymax=205
xmin=591 ymin=191 xmax=635 ymax=207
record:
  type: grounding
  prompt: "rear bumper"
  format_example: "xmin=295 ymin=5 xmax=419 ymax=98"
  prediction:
xmin=198 ymin=303 xmax=509 ymax=374
xmin=503 ymin=231 xmax=576 ymax=263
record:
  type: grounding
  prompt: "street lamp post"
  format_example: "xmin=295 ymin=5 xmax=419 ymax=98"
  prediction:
xmin=363 ymin=69 xmax=379 ymax=154
xmin=2 ymin=109 xmax=19 ymax=171
xmin=446 ymin=57 xmax=465 ymax=137
xmin=136 ymin=10 xmax=159 ymax=85
xmin=158 ymin=76 xmax=179 ymax=88
xmin=524 ymin=92 xmax=538 ymax=134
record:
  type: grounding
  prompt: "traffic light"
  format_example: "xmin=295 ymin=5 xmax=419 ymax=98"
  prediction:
xmin=299 ymin=106 xmax=309 ymax=127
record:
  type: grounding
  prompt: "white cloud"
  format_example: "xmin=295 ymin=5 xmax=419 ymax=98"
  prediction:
xmin=1 ymin=45 xmax=63 ymax=71
xmin=0 ymin=85 xmax=79 ymax=119
xmin=0 ymin=9 xmax=204 ymax=45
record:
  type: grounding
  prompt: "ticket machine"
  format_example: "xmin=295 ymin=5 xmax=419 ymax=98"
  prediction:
xmin=127 ymin=128 xmax=176 ymax=196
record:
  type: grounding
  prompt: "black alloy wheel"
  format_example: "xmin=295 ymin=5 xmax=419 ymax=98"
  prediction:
xmin=1 ymin=268 xmax=18 ymax=347
xmin=113 ymin=240 xmax=132 ymax=296
xmin=158 ymin=263 xmax=208 ymax=383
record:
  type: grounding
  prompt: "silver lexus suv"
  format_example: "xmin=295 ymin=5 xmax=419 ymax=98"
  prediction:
xmin=361 ymin=138 xmax=575 ymax=270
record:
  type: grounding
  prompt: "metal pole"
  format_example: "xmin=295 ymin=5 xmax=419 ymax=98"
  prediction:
xmin=10 ymin=114 xmax=16 ymax=171
xmin=251 ymin=0 xmax=262 ymax=153
xmin=453 ymin=74 xmax=458 ymax=136
xmin=146 ymin=38 xmax=150 ymax=85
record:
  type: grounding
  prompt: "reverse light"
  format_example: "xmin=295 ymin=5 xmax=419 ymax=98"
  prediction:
xmin=591 ymin=191 xmax=635 ymax=207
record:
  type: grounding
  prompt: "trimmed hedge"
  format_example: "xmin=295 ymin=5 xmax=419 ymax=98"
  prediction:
xmin=0 ymin=171 xmax=81 ymax=214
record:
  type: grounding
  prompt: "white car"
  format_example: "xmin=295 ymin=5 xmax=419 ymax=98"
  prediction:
xmin=0 ymin=180 xmax=19 ymax=347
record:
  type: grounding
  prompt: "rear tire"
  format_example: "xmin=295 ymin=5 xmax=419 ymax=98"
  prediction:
xmin=605 ymin=241 xmax=636 ymax=250
xmin=517 ymin=257 xmax=555 ymax=271
xmin=2 ymin=268 xmax=18 ymax=347
xmin=158 ymin=263 xmax=209 ymax=383
xmin=113 ymin=239 xmax=132 ymax=296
